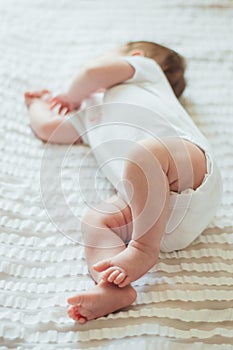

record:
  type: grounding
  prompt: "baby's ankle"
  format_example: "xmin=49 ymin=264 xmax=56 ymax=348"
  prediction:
xmin=128 ymin=239 xmax=159 ymax=257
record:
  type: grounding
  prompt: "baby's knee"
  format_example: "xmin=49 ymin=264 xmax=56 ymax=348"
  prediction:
xmin=81 ymin=209 xmax=104 ymax=235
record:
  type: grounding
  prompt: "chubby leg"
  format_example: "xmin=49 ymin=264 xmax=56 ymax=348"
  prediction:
xmin=94 ymin=138 xmax=207 ymax=287
xmin=67 ymin=195 xmax=136 ymax=323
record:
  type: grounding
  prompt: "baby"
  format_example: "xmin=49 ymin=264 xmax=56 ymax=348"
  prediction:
xmin=24 ymin=41 xmax=222 ymax=323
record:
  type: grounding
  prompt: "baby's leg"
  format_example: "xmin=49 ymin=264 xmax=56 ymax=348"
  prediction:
xmin=94 ymin=138 xmax=207 ymax=287
xmin=67 ymin=195 xmax=136 ymax=323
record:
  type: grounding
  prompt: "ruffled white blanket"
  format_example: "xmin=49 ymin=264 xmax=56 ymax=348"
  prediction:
xmin=0 ymin=0 xmax=233 ymax=348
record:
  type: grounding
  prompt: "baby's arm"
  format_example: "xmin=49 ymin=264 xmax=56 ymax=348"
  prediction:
xmin=25 ymin=58 xmax=135 ymax=144
xmin=50 ymin=58 xmax=135 ymax=113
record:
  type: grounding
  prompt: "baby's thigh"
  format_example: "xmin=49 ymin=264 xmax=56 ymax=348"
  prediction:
xmin=137 ymin=137 xmax=206 ymax=193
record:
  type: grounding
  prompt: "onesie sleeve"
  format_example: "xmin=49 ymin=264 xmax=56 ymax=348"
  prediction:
xmin=122 ymin=56 xmax=165 ymax=84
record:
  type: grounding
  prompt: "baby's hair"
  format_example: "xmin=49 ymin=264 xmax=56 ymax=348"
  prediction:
xmin=121 ymin=41 xmax=186 ymax=98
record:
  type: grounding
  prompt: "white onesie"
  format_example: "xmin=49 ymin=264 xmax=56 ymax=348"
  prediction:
xmin=68 ymin=56 xmax=222 ymax=252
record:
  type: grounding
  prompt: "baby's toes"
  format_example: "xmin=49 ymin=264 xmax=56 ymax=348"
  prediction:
xmin=73 ymin=307 xmax=87 ymax=324
xmin=67 ymin=306 xmax=76 ymax=320
xmin=101 ymin=266 xmax=118 ymax=282
xmin=114 ymin=272 xmax=127 ymax=285
xmin=107 ymin=269 xmax=122 ymax=283
xmin=69 ymin=305 xmax=86 ymax=323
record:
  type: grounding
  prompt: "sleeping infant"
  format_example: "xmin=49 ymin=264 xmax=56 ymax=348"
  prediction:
xmin=24 ymin=41 xmax=222 ymax=323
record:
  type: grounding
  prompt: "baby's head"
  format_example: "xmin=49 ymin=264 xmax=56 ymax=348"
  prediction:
xmin=118 ymin=41 xmax=186 ymax=98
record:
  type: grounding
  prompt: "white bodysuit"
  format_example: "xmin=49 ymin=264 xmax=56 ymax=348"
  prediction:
xmin=68 ymin=56 xmax=222 ymax=252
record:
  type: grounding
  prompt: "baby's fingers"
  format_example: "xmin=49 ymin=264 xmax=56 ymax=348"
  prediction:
xmin=59 ymin=105 xmax=69 ymax=115
xmin=64 ymin=107 xmax=71 ymax=115
xmin=50 ymin=99 xmax=60 ymax=110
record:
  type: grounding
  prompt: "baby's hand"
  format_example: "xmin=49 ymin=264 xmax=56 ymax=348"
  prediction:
xmin=24 ymin=90 xmax=51 ymax=108
xmin=49 ymin=94 xmax=81 ymax=115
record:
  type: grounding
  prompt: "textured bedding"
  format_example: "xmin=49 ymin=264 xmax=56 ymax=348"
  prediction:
xmin=0 ymin=0 xmax=233 ymax=349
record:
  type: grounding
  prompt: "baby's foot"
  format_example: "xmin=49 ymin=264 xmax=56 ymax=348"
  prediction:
xmin=24 ymin=89 xmax=51 ymax=108
xmin=67 ymin=282 xmax=136 ymax=324
xmin=93 ymin=240 xmax=158 ymax=288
